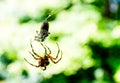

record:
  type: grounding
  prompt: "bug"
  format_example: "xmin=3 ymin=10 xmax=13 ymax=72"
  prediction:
xmin=34 ymin=20 xmax=50 ymax=42
xmin=24 ymin=40 xmax=62 ymax=70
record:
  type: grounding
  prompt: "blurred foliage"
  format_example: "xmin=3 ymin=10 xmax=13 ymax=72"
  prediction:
xmin=49 ymin=32 xmax=65 ymax=42
xmin=21 ymin=69 xmax=29 ymax=78
xmin=18 ymin=8 xmax=57 ymax=24
xmin=0 ymin=52 xmax=14 ymax=66
xmin=41 ymin=39 xmax=120 ymax=83
xmin=33 ymin=8 xmax=57 ymax=22
xmin=0 ymin=0 xmax=120 ymax=83
xmin=19 ymin=15 xmax=32 ymax=24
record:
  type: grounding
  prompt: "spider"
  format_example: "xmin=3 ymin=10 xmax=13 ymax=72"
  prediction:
xmin=24 ymin=40 xmax=62 ymax=70
xmin=35 ymin=20 xmax=50 ymax=42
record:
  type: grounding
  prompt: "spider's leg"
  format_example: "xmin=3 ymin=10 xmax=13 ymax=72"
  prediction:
xmin=54 ymin=43 xmax=60 ymax=59
xmin=55 ymin=50 xmax=62 ymax=63
xmin=30 ymin=40 xmax=42 ymax=58
xmin=40 ymin=42 xmax=48 ymax=55
xmin=49 ymin=50 xmax=62 ymax=64
xmin=47 ymin=43 xmax=60 ymax=60
xmin=24 ymin=58 xmax=40 ymax=67
xmin=43 ymin=43 xmax=51 ymax=54
xmin=28 ymin=51 xmax=41 ymax=60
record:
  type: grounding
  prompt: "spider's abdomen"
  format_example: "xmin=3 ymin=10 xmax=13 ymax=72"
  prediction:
xmin=46 ymin=61 xmax=50 ymax=66
xmin=40 ymin=58 xmax=50 ymax=67
xmin=40 ymin=61 xmax=49 ymax=67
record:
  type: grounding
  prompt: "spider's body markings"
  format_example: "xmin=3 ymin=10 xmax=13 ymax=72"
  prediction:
xmin=35 ymin=20 xmax=50 ymax=42
xmin=24 ymin=40 xmax=62 ymax=71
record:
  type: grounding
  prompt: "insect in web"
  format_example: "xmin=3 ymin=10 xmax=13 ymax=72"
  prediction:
xmin=34 ymin=20 xmax=50 ymax=42
xmin=34 ymin=12 xmax=56 ymax=42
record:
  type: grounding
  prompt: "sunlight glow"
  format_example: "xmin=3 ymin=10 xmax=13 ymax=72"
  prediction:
xmin=114 ymin=68 xmax=120 ymax=83
xmin=112 ymin=26 xmax=120 ymax=38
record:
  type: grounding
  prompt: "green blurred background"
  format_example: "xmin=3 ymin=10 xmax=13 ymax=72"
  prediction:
xmin=0 ymin=0 xmax=120 ymax=83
